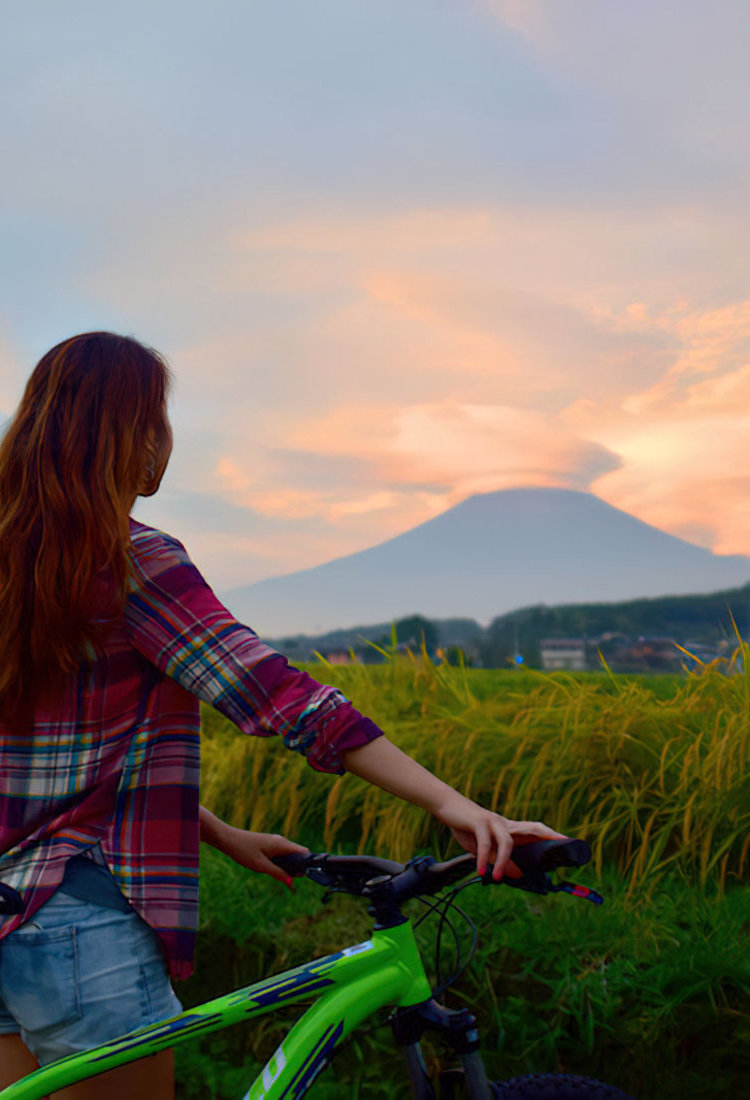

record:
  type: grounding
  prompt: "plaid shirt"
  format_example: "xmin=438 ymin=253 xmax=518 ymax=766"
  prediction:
xmin=0 ymin=519 xmax=382 ymax=979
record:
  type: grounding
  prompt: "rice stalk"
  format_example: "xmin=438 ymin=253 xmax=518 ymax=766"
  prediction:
xmin=199 ymin=643 xmax=750 ymax=890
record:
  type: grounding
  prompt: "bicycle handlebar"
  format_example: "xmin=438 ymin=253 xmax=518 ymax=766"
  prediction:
xmin=0 ymin=839 xmax=600 ymax=931
xmin=273 ymin=836 xmax=599 ymax=906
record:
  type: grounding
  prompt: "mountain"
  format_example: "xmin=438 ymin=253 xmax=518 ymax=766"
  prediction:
xmin=220 ymin=488 xmax=750 ymax=636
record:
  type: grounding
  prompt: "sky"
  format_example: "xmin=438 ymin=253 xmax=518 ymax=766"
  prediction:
xmin=2 ymin=0 xmax=750 ymax=595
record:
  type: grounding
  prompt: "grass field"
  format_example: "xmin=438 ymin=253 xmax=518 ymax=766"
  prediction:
xmin=178 ymin=650 xmax=750 ymax=1098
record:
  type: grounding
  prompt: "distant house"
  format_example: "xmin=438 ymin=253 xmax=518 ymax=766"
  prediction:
xmin=617 ymin=636 xmax=680 ymax=672
xmin=540 ymin=638 xmax=587 ymax=672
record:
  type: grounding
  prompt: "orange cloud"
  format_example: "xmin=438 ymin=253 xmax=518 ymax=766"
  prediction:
xmin=204 ymin=275 xmax=750 ymax=565
xmin=592 ymin=416 xmax=750 ymax=556
xmin=287 ymin=401 xmax=618 ymax=497
xmin=89 ymin=198 xmax=750 ymax=574
xmin=614 ymin=300 xmax=750 ymax=414
xmin=572 ymin=310 xmax=750 ymax=555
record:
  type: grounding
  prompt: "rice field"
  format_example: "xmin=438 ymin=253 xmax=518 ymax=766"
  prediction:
xmin=184 ymin=647 xmax=750 ymax=1097
xmin=200 ymin=643 xmax=750 ymax=892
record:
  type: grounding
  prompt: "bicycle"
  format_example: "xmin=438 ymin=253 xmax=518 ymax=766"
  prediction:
xmin=0 ymin=839 xmax=634 ymax=1099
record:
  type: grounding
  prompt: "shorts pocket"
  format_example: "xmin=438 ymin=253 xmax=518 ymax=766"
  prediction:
xmin=0 ymin=925 xmax=80 ymax=1032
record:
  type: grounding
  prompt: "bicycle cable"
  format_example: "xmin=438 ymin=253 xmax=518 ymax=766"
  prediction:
xmin=413 ymin=875 xmax=482 ymax=998
xmin=352 ymin=876 xmax=483 ymax=1045
xmin=414 ymin=892 xmax=463 ymax=993
xmin=301 ymin=871 xmax=475 ymax=1052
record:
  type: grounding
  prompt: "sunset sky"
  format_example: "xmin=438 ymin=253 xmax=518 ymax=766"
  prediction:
xmin=2 ymin=1 xmax=750 ymax=593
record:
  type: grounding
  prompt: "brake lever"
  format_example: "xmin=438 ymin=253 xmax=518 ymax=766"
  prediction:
xmin=480 ymin=864 xmax=553 ymax=894
xmin=480 ymin=838 xmax=604 ymax=905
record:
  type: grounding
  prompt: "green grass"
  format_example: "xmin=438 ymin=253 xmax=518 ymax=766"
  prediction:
xmin=184 ymin=653 xmax=750 ymax=1098
xmin=176 ymin=850 xmax=750 ymax=1099
xmin=201 ymin=649 xmax=750 ymax=890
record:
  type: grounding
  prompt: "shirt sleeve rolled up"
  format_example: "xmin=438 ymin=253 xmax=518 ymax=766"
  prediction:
xmin=124 ymin=524 xmax=382 ymax=774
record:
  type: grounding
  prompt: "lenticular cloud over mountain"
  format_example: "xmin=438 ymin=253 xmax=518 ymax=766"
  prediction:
xmin=220 ymin=488 xmax=750 ymax=637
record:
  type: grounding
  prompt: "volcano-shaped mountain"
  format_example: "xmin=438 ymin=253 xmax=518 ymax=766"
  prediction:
xmin=220 ymin=488 xmax=750 ymax=636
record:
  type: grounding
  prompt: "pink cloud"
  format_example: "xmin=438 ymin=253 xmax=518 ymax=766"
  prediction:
xmin=84 ymin=198 xmax=750 ymax=575
xmin=584 ymin=365 xmax=750 ymax=555
xmin=287 ymin=400 xmax=618 ymax=497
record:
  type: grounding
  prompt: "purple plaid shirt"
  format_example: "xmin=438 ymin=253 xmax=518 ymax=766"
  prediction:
xmin=0 ymin=519 xmax=382 ymax=978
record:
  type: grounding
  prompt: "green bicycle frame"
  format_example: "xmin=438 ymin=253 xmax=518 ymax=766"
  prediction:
xmin=0 ymin=920 xmax=433 ymax=1100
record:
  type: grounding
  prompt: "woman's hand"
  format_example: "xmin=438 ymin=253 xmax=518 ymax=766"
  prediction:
xmin=219 ymin=829 xmax=310 ymax=889
xmin=431 ymin=791 xmax=565 ymax=881
xmin=341 ymin=737 xmax=565 ymax=881
xmin=199 ymin=806 xmax=308 ymax=889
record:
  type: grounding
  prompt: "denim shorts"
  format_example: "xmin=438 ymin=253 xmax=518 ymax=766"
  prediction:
xmin=0 ymin=889 xmax=183 ymax=1066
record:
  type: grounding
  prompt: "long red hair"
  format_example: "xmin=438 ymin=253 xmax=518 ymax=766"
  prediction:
xmin=0 ymin=332 xmax=172 ymax=727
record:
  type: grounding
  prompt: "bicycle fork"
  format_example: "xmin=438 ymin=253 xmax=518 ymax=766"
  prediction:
xmin=391 ymin=998 xmax=493 ymax=1100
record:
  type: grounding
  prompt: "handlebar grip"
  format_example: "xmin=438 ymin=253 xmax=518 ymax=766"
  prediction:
xmin=271 ymin=853 xmax=312 ymax=877
xmin=482 ymin=837 xmax=592 ymax=893
xmin=514 ymin=837 xmax=592 ymax=873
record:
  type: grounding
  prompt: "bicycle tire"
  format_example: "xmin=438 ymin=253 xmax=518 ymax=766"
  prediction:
xmin=491 ymin=1074 xmax=634 ymax=1099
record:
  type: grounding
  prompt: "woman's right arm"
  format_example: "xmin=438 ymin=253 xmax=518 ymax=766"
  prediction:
xmin=124 ymin=523 xmax=383 ymax=775
xmin=126 ymin=525 xmax=563 ymax=876
xmin=342 ymin=735 xmax=563 ymax=879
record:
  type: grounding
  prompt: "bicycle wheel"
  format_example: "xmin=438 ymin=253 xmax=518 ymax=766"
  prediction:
xmin=491 ymin=1074 xmax=634 ymax=1099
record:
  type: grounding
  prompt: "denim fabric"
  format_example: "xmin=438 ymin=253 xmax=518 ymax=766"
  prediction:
xmin=0 ymin=889 xmax=182 ymax=1065
xmin=58 ymin=853 xmax=132 ymax=912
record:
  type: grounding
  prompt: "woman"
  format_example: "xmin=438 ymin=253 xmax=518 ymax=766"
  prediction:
xmin=0 ymin=332 xmax=561 ymax=1098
